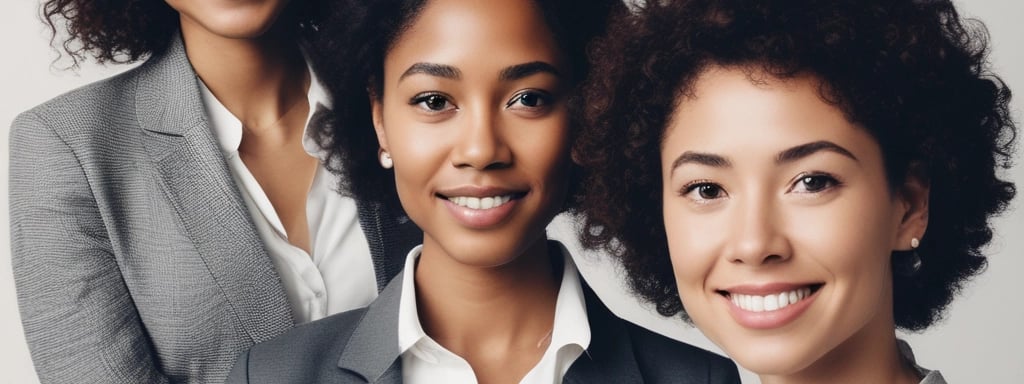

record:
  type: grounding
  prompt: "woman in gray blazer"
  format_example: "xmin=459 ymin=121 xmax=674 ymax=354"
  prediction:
xmin=227 ymin=0 xmax=739 ymax=383
xmin=8 ymin=1 xmax=418 ymax=383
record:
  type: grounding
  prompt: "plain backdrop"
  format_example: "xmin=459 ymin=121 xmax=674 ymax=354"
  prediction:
xmin=2 ymin=1 xmax=1021 ymax=383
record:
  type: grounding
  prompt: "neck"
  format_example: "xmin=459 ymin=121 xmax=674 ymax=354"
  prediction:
xmin=414 ymin=238 xmax=561 ymax=357
xmin=179 ymin=15 xmax=309 ymax=134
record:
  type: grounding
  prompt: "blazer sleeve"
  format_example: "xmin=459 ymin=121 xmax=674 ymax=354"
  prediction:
xmin=8 ymin=112 xmax=171 ymax=384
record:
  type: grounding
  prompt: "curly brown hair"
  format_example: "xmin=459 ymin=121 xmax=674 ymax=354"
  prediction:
xmin=574 ymin=0 xmax=1017 ymax=330
xmin=42 ymin=0 xmax=319 ymax=67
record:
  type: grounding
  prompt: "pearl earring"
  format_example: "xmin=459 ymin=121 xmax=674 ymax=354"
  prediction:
xmin=380 ymin=151 xmax=393 ymax=169
xmin=911 ymin=237 xmax=920 ymax=249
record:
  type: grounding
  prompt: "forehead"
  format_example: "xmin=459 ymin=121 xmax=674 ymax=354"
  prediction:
xmin=664 ymin=67 xmax=877 ymax=159
xmin=386 ymin=0 xmax=563 ymax=71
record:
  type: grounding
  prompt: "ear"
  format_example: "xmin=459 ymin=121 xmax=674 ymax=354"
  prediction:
xmin=371 ymin=93 xmax=388 ymax=152
xmin=893 ymin=173 xmax=930 ymax=251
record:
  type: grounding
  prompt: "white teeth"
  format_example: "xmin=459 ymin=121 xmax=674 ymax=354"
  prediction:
xmin=448 ymin=195 xmax=513 ymax=210
xmin=730 ymin=287 xmax=813 ymax=313
xmin=764 ymin=295 xmax=778 ymax=311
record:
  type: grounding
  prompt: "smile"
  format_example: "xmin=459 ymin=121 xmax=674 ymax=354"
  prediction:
xmin=447 ymin=195 xmax=514 ymax=210
xmin=727 ymin=287 xmax=815 ymax=313
xmin=716 ymin=283 xmax=823 ymax=329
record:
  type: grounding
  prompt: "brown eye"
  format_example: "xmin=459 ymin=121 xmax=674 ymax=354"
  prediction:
xmin=697 ymin=184 xmax=723 ymax=199
xmin=792 ymin=174 xmax=839 ymax=193
xmin=518 ymin=92 xmax=542 ymax=107
xmin=410 ymin=93 xmax=455 ymax=113
xmin=680 ymin=181 xmax=727 ymax=203
xmin=506 ymin=90 xmax=552 ymax=109
xmin=423 ymin=95 xmax=448 ymax=111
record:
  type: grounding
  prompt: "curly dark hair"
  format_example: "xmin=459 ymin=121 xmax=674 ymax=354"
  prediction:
xmin=42 ymin=0 xmax=320 ymax=67
xmin=574 ymin=0 xmax=1017 ymax=330
xmin=308 ymin=0 xmax=624 ymax=210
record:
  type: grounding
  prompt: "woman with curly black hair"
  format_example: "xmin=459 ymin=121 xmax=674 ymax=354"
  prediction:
xmin=575 ymin=0 xmax=1016 ymax=383
xmin=224 ymin=0 xmax=740 ymax=382
xmin=9 ymin=1 xmax=419 ymax=383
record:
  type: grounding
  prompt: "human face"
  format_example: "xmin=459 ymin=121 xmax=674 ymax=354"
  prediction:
xmin=165 ymin=0 xmax=293 ymax=39
xmin=661 ymin=67 xmax=927 ymax=377
xmin=373 ymin=0 xmax=570 ymax=267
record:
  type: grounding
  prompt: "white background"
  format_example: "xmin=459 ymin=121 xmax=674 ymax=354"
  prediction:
xmin=2 ymin=1 xmax=1021 ymax=383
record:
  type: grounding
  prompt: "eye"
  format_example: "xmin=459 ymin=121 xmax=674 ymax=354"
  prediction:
xmin=506 ymin=90 xmax=552 ymax=110
xmin=790 ymin=173 xmax=840 ymax=193
xmin=680 ymin=181 xmax=728 ymax=203
xmin=410 ymin=93 xmax=455 ymax=113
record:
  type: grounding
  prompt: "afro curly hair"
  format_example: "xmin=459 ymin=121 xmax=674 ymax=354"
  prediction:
xmin=574 ymin=0 xmax=1016 ymax=331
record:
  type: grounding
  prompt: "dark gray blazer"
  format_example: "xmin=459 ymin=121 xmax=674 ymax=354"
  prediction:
xmin=8 ymin=35 xmax=419 ymax=383
xmin=227 ymin=272 xmax=741 ymax=384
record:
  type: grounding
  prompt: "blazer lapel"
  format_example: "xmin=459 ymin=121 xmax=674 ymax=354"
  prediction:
xmin=337 ymin=273 xmax=405 ymax=383
xmin=564 ymin=282 xmax=644 ymax=384
xmin=136 ymin=33 xmax=294 ymax=343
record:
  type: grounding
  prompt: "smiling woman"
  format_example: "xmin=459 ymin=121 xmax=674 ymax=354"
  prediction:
xmin=575 ymin=0 xmax=1017 ymax=383
xmin=224 ymin=0 xmax=741 ymax=383
xmin=662 ymin=68 xmax=930 ymax=380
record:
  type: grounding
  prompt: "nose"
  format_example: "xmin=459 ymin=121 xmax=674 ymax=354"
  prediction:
xmin=450 ymin=108 xmax=513 ymax=170
xmin=724 ymin=196 xmax=793 ymax=266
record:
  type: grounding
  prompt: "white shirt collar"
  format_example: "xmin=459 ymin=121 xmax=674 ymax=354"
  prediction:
xmin=198 ymin=54 xmax=332 ymax=158
xmin=396 ymin=242 xmax=591 ymax=380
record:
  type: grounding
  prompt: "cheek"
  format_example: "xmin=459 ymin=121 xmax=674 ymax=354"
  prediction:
xmin=663 ymin=199 xmax=721 ymax=290
xmin=517 ymin=115 xmax=571 ymax=184
xmin=385 ymin=120 xmax=450 ymax=207
xmin=790 ymin=191 xmax=899 ymax=319
xmin=795 ymin=194 xmax=897 ymax=274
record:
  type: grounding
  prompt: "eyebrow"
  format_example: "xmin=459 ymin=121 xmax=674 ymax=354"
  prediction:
xmin=776 ymin=140 xmax=858 ymax=164
xmin=670 ymin=152 xmax=731 ymax=171
xmin=398 ymin=61 xmax=561 ymax=83
xmin=669 ymin=140 xmax=858 ymax=172
xmin=499 ymin=61 xmax=561 ymax=81
xmin=399 ymin=63 xmax=462 ymax=81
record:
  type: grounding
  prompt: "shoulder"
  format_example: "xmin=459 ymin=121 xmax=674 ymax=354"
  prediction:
xmin=237 ymin=308 xmax=369 ymax=381
xmin=249 ymin=308 xmax=367 ymax=362
xmin=17 ymin=65 xmax=145 ymax=130
xmin=10 ymin=45 xmax=188 ymax=143
xmin=623 ymin=322 xmax=740 ymax=383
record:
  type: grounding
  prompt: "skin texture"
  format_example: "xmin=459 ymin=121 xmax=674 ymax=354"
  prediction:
xmin=661 ymin=67 xmax=928 ymax=384
xmin=166 ymin=0 xmax=318 ymax=252
xmin=371 ymin=0 xmax=570 ymax=382
xmin=165 ymin=0 xmax=292 ymax=38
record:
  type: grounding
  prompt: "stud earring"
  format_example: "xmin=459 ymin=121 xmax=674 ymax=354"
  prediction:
xmin=379 ymin=151 xmax=393 ymax=169
xmin=911 ymin=237 xmax=920 ymax=249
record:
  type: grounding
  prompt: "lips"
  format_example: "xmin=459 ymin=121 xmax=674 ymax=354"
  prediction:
xmin=716 ymin=283 xmax=823 ymax=329
xmin=436 ymin=186 xmax=528 ymax=229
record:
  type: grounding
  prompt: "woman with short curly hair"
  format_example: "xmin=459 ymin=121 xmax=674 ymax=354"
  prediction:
xmin=9 ymin=1 xmax=419 ymax=383
xmin=575 ymin=0 xmax=1016 ymax=382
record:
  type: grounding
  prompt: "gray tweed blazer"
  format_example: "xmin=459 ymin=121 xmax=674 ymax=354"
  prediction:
xmin=8 ymin=35 xmax=419 ymax=383
xmin=226 ymin=270 xmax=741 ymax=384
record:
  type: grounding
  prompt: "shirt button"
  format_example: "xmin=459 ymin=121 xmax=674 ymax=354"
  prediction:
xmin=315 ymin=291 xmax=324 ymax=298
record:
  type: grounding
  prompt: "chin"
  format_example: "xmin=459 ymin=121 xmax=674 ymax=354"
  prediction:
xmin=712 ymin=336 xmax=823 ymax=377
xmin=210 ymin=20 xmax=279 ymax=38
xmin=435 ymin=237 xmax=520 ymax=266
xmin=198 ymin=10 xmax=284 ymax=39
